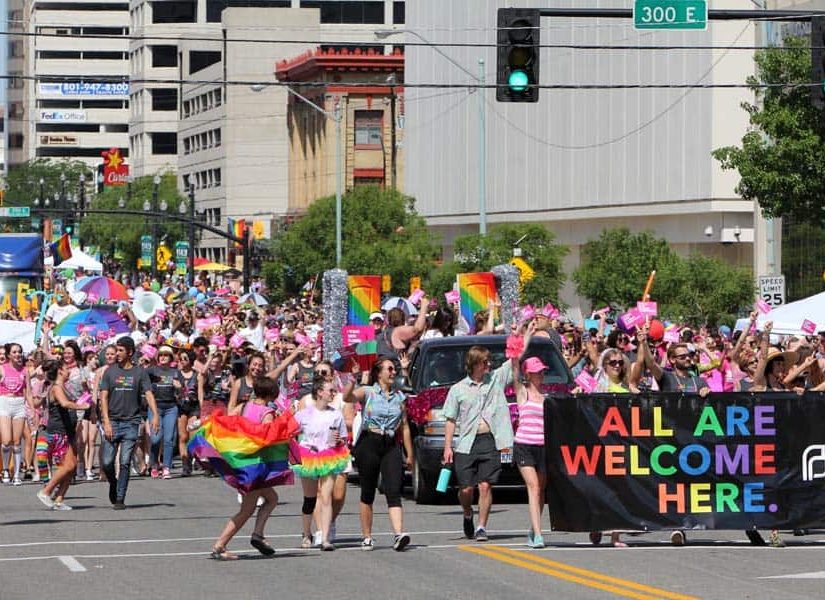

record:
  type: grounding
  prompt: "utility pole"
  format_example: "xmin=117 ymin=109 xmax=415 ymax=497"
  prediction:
xmin=188 ymin=184 xmax=196 ymax=287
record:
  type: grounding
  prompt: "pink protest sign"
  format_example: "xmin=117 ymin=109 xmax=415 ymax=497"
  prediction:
xmin=575 ymin=370 xmax=599 ymax=393
xmin=755 ymin=299 xmax=772 ymax=314
xmin=196 ymin=315 xmax=222 ymax=331
xmin=294 ymin=332 xmax=312 ymax=346
xmin=229 ymin=333 xmax=245 ymax=349
xmin=802 ymin=319 xmax=817 ymax=335
xmin=210 ymin=334 xmax=226 ymax=347
xmin=265 ymin=328 xmax=280 ymax=342
xmin=663 ymin=327 xmax=681 ymax=344
xmin=618 ymin=308 xmax=644 ymax=331
xmin=408 ymin=288 xmax=426 ymax=305
xmin=445 ymin=289 xmax=460 ymax=304
xmin=636 ymin=301 xmax=658 ymax=318
xmin=341 ymin=325 xmax=375 ymax=346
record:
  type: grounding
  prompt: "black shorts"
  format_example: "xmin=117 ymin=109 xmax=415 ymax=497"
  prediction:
xmin=454 ymin=433 xmax=501 ymax=487
xmin=179 ymin=402 xmax=200 ymax=418
xmin=513 ymin=442 xmax=545 ymax=473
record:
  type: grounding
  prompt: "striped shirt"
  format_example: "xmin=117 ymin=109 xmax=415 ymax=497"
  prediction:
xmin=514 ymin=400 xmax=544 ymax=446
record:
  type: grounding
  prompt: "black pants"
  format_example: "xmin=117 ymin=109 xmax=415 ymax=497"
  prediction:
xmin=354 ymin=431 xmax=403 ymax=507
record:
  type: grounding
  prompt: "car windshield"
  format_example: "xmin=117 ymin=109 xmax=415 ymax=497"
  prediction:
xmin=418 ymin=342 xmax=570 ymax=389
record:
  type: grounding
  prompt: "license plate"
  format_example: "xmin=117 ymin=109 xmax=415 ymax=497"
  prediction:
xmin=500 ymin=450 xmax=512 ymax=464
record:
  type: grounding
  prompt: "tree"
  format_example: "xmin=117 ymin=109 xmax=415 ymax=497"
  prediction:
xmin=264 ymin=186 xmax=441 ymax=300
xmin=573 ymin=228 xmax=682 ymax=309
xmin=429 ymin=224 xmax=568 ymax=306
xmin=574 ymin=228 xmax=755 ymax=325
xmin=1 ymin=158 xmax=90 ymax=233
xmin=79 ymin=173 xmax=187 ymax=270
xmin=712 ymin=35 xmax=825 ymax=225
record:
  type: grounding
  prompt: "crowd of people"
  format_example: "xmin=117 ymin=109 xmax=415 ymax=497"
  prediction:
xmin=0 ymin=268 xmax=819 ymax=556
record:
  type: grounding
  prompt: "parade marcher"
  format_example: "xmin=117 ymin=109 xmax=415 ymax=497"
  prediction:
xmin=343 ymin=357 xmax=413 ymax=552
xmin=199 ymin=377 xmax=295 ymax=560
xmin=147 ymin=345 xmax=179 ymax=479
xmin=198 ymin=351 xmax=231 ymax=420
xmin=92 ymin=345 xmax=117 ymax=481
xmin=99 ymin=336 xmax=159 ymax=510
xmin=293 ymin=377 xmax=350 ymax=551
xmin=35 ymin=361 xmax=85 ymax=510
xmin=442 ymin=341 xmax=522 ymax=542
xmin=0 ymin=343 xmax=29 ymax=485
xmin=174 ymin=349 xmax=199 ymax=476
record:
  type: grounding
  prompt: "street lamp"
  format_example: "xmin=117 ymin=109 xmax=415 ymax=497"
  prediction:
xmin=250 ymin=84 xmax=344 ymax=267
xmin=183 ymin=186 xmax=196 ymax=286
xmin=151 ymin=174 xmax=161 ymax=280
xmin=375 ymin=28 xmax=487 ymax=235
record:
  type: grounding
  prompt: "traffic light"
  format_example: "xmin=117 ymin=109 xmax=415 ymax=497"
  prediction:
xmin=64 ymin=215 xmax=74 ymax=236
xmin=812 ymin=16 xmax=825 ymax=108
xmin=496 ymin=7 xmax=540 ymax=103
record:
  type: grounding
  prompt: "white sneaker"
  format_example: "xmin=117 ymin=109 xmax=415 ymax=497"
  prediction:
xmin=53 ymin=501 xmax=73 ymax=511
xmin=2 ymin=470 xmax=10 ymax=484
xmin=313 ymin=530 xmax=322 ymax=547
xmin=12 ymin=477 xmax=22 ymax=486
xmin=31 ymin=470 xmax=40 ymax=482
xmin=86 ymin=471 xmax=94 ymax=481
xmin=36 ymin=490 xmax=54 ymax=509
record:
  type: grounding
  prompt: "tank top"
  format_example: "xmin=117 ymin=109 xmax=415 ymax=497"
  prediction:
xmin=241 ymin=401 xmax=274 ymax=424
xmin=514 ymin=397 xmax=544 ymax=446
xmin=177 ymin=370 xmax=198 ymax=406
xmin=0 ymin=363 xmax=26 ymax=396
xmin=237 ymin=376 xmax=255 ymax=405
xmin=204 ymin=369 xmax=230 ymax=403
xmin=46 ymin=385 xmax=77 ymax=436
xmin=375 ymin=326 xmax=399 ymax=360
xmin=295 ymin=362 xmax=316 ymax=398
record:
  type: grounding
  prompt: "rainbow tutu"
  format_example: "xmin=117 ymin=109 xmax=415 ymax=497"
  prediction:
xmin=188 ymin=409 xmax=300 ymax=493
xmin=291 ymin=444 xmax=351 ymax=479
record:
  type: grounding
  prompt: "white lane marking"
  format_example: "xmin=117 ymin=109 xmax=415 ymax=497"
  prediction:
xmin=57 ymin=556 xmax=87 ymax=572
xmin=759 ymin=571 xmax=825 ymax=579
xmin=0 ymin=529 xmax=533 ymax=549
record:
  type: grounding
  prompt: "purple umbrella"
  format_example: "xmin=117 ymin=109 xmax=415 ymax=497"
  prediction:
xmin=52 ymin=307 xmax=131 ymax=338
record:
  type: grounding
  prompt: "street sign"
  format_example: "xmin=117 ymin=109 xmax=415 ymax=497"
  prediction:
xmin=634 ymin=0 xmax=707 ymax=30
xmin=0 ymin=207 xmax=31 ymax=217
xmin=758 ymin=275 xmax=786 ymax=307
xmin=140 ymin=235 xmax=153 ymax=267
xmin=175 ymin=241 xmax=189 ymax=275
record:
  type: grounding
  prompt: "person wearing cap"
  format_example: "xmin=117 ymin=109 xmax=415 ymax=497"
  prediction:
xmin=511 ymin=324 xmax=548 ymax=548
xmin=240 ymin=311 xmax=265 ymax=352
xmin=442 ymin=323 xmax=532 ymax=543
xmin=369 ymin=312 xmax=384 ymax=336
xmin=147 ymin=345 xmax=179 ymax=479
xmin=98 ymin=336 xmax=158 ymax=510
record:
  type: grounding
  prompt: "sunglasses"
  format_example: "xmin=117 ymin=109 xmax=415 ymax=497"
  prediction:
xmin=672 ymin=353 xmax=690 ymax=360
xmin=316 ymin=369 xmax=330 ymax=376
xmin=606 ymin=359 xmax=624 ymax=367
xmin=385 ymin=365 xmax=396 ymax=372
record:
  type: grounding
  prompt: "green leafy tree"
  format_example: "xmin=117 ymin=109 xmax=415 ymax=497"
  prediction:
xmin=713 ymin=35 xmax=825 ymax=224
xmin=429 ymin=224 xmax=567 ymax=306
xmin=79 ymin=173 xmax=187 ymax=270
xmin=662 ymin=254 xmax=755 ymax=326
xmin=573 ymin=228 xmax=682 ymax=309
xmin=264 ymin=186 xmax=441 ymax=300
xmin=782 ymin=221 xmax=825 ymax=300
xmin=1 ymin=158 xmax=90 ymax=233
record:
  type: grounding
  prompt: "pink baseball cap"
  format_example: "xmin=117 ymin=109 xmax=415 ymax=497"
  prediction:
xmin=522 ymin=357 xmax=548 ymax=373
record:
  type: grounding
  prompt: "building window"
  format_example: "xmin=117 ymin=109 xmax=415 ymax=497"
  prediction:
xmin=354 ymin=110 xmax=383 ymax=147
xmin=190 ymin=51 xmax=221 ymax=74
xmin=151 ymin=45 xmax=178 ymax=67
xmin=214 ymin=128 xmax=221 ymax=147
xmin=301 ymin=1 xmax=384 ymax=24
xmin=151 ymin=88 xmax=178 ymax=111
xmin=393 ymin=1 xmax=404 ymax=24
xmin=151 ymin=132 xmax=177 ymax=155
xmin=152 ymin=0 xmax=196 ymax=23
xmin=9 ymin=133 xmax=24 ymax=148
xmin=354 ymin=177 xmax=383 ymax=187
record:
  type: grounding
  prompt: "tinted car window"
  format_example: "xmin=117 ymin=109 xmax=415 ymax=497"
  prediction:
xmin=418 ymin=341 xmax=570 ymax=390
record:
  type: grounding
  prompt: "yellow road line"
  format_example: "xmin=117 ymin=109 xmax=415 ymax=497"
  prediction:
xmin=460 ymin=545 xmax=697 ymax=600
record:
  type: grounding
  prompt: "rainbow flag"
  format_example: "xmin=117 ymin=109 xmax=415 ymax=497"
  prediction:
xmin=49 ymin=234 xmax=72 ymax=265
xmin=347 ymin=275 xmax=381 ymax=325
xmin=188 ymin=410 xmax=300 ymax=493
xmin=228 ymin=218 xmax=248 ymax=249
xmin=458 ymin=272 xmax=497 ymax=334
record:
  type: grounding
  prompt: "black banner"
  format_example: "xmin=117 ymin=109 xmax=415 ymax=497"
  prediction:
xmin=544 ymin=392 xmax=825 ymax=532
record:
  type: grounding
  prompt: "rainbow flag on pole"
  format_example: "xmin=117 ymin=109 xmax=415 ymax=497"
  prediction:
xmin=49 ymin=233 xmax=72 ymax=265
xmin=458 ymin=272 xmax=498 ymax=333
xmin=188 ymin=410 xmax=300 ymax=492
xmin=347 ymin=275 xmax=381 ymax=325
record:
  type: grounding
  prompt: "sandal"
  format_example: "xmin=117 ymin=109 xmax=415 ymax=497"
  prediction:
xmin=301 ymin=535 xmax=313 ymax=549
xmin=250 ymin=533 xmax=275 ymax=556
xmin=210 ymin=546 xmax=238 ymax=561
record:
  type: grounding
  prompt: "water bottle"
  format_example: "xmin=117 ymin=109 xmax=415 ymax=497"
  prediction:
xmin=436 ymin=464 xmax=452 ymax=493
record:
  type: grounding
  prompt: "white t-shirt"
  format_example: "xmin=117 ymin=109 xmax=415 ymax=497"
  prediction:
xmin=46 ymin=303 xmax=79 ymax=325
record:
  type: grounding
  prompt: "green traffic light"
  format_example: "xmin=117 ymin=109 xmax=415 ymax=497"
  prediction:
xmin=508 ymin=70 xmax=529 ymax=92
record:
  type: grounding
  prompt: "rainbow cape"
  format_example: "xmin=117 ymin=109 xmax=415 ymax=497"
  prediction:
xmin=49 ymin=233 xmax=72 ymax=264
xmin=188 ymin=409 xmax=300 ymax=492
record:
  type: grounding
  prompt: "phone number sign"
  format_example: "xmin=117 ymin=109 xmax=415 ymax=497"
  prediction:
xmin=758 ymin=275 xmax=785 ymax=307
xmin=38 ymin=82 xmax=129 ymax=97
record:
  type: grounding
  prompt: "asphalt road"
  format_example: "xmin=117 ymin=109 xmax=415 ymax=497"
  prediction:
xmin=2 ymin=472 xmax=825 ymax=600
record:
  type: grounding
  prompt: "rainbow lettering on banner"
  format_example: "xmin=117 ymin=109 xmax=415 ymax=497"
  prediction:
xmin=560 ymin=405 xmax=778 ymax=515
xmin=458 ymin=272 xmax=497 ymax=334
xmin=347 ymin=275 xmax=381 ymax=325
xmin=187 ymin=410 xmax=300 ymax=493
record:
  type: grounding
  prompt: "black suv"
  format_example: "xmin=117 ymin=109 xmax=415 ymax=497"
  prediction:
xmin=403 ymin=335 xmax=573 ymax=503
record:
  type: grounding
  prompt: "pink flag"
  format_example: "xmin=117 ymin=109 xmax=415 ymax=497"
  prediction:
xmin=755 ymin=298 xmax=772 ymax=314
xmin=802 ymin=319 xmax=817 ymax=335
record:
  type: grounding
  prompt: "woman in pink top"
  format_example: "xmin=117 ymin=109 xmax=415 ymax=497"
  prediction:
xmin=0 ymin=343 xmax=29 ymax=485
xmin=513 ymin=351 xmax=548 ymax=549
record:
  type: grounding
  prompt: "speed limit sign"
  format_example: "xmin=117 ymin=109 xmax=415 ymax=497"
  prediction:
xmin=758 ymin=275 xmax=785 ymax=308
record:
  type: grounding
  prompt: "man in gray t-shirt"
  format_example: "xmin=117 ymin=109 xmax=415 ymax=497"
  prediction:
xmin=99 ymin=336 xmax=158 ymax=510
